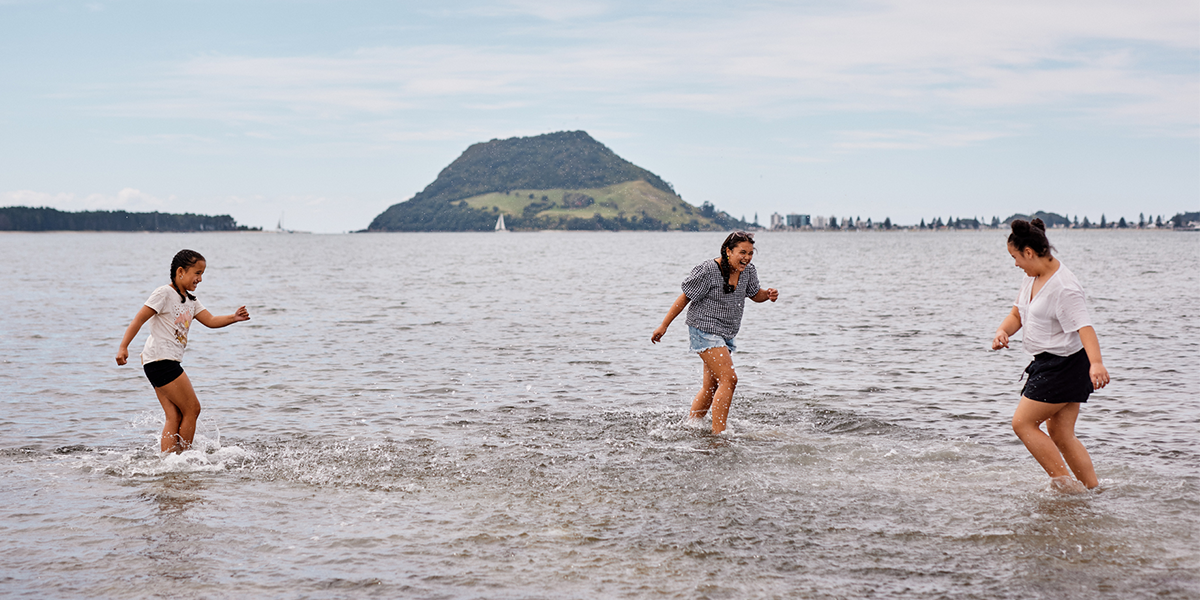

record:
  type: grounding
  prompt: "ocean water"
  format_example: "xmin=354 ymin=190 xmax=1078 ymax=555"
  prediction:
xmin=0 ymin=229 xmax=1196 ymax=599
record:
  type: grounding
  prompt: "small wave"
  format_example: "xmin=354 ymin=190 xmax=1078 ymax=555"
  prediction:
xmin=63 ymin=433 xmax=252 ymax=478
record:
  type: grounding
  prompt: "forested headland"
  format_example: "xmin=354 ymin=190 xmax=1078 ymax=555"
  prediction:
xmin=0 ymin=206 xmax=258 ymax=232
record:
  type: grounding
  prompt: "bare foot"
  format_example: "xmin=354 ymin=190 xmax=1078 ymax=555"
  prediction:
xmin=1049 ymin=476 xmax=1087 ymax=494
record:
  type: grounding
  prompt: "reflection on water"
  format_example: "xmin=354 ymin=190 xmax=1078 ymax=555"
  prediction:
xmin=139 ymin=472 xmax=206 ymax=514
xmin=136 ymin=473 xmax=207 ymax=584
xmin=0 ymin=230 xmax=1196 ymax=599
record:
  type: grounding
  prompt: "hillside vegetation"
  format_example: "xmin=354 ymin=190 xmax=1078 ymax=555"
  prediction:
xmin=463 ymin=180 xmax=740 ymax=231
xmin=0 ymin=206 xmax=253 ymax=232
xmin=367 ymin=131 xmax=748 ymax=232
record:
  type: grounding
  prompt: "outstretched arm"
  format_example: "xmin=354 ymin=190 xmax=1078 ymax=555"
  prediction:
xmin=1078 ymin=326 xmax=1109 ymax=389
xmin=195 ymin=306 xmax=251 ymax=329
xmin=751 ymin=288 xmax=778 ymax=303
xmin=991 ymin=306 xmax=1021 ymax=350
xmin=117 ymin=305 xmax=157 ymax=365
xmin=651 ymin=293 xmax=690 ymax=343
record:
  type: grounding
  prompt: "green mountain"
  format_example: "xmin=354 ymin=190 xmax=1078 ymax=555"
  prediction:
xmin=366 ymin=131 xmax=749 ymax=231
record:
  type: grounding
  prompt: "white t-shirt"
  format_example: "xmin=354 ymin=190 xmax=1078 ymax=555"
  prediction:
xmin=140 ymin=284 xmax=206 ymax=365
xmin=1014 ymin=262 xmax=1091 ymax=357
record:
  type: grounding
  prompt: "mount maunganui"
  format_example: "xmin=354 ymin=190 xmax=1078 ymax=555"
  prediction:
xmin=367 ymin=131 xmax=749 ymax=232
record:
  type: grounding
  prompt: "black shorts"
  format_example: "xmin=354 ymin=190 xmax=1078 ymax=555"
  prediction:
xmin=144 ymin=360 xmax=184 ymax=388
xmin=1022 ymin=349 xmax=1093 ymax=404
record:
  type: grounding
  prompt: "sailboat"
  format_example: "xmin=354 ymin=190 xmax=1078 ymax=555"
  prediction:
xmin=495 ymin=214 xmax=508 ymax=232
xmin=273 ymin=212 xmax=310 ymax=234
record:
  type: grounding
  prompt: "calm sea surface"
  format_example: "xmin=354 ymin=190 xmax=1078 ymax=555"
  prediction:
xmin=0 ymin=230 xmax=1197 ymax=599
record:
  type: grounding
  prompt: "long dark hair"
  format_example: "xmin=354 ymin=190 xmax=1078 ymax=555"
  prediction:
xmin=718 ymin=231 xmax=755 ymax=293
xmin=1008 ymin=218 xmax=1053 ymax=257
xmin=169 ymin=249 xmax=204 ymax=303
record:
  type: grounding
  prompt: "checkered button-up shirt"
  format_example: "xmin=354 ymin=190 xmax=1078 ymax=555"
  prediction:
xmin=682 ymin=259 xmax=759 ymax=338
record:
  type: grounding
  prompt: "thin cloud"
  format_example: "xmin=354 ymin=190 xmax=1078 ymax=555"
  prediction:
xmin=71 ymin=1 xmax=1199 ymax=143
xmin=832 ymin=128 xmax=1016 ymax=152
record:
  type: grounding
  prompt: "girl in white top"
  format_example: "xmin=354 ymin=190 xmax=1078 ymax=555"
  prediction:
xmin=991 ymin=219 xmax=1109 ymax=491
xmin=116 ymin=250 xmax=250 ymax=453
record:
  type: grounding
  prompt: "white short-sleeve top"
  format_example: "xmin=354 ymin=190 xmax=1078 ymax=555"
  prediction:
xmin=140 ymin=284 xmax=206 ymax=365
xmin=1014 ymin=262 xmax=1091 ymax=357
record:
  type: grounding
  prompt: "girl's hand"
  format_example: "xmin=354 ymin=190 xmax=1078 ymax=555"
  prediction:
xmin=116 ymin=347 xmax=128 ymax=366
xmin=1090 ymin=363 xmax=1110 ymax=390
xmin=651 ymin=325 xmax=667 ymax=344
xmin=991 ymin=329 xmax=1009 ymax=350
xmin=233 ymin=306 xmax=250 ymax=322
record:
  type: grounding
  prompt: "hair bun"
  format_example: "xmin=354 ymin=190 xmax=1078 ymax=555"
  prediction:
xmin=1007 ymin=218 xmax=1053 ymax=257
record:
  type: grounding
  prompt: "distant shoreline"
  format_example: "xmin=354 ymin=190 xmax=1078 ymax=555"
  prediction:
xmin=0 ymin=206 xmax=260 ymax=232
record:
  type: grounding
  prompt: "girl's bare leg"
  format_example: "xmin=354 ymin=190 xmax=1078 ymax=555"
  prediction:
xmin=1012 ymin=397 xmax=1092 ymax=488
xmin=690 ymin=361 xmax=718 ymax=419
xmin=697 ymin=347 xmax=737 ymax=434
xmin=1045 ymin=402 xmax=1099 ymax=488
xmin=152 ymin=372 xmax=202 ymax=453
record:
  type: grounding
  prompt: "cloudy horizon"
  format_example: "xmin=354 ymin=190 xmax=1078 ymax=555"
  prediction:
xmin=2 ymin=0 xmax=1196 ymax=232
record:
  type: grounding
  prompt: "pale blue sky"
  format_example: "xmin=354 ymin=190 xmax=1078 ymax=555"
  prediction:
xmin=2 ymin=0 xmax=1196 ymax=232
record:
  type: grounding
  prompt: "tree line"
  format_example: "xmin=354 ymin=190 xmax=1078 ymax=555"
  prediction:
xmin=0 ymin=206 xmax=257 ymax=232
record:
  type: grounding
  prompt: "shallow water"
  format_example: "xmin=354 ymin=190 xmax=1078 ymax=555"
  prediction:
xmin=1 ymin=230 xmax=1197 ymax=599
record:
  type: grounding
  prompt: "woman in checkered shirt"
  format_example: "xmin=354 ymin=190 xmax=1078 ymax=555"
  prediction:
xmin=651 ymin=232 xmax=779 ymax=434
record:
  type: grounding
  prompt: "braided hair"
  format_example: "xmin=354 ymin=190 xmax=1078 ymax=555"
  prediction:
xmin=718 ymin=231 xmax=755 ymax=294
xmin=1007 ymin=218 xmax=1053 ymax=257
xmin=169 ymin=249 xmax=204 ymax=303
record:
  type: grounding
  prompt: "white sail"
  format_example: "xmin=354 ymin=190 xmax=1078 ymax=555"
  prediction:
xmin=495 ymin=214 xmax=507 ymax=232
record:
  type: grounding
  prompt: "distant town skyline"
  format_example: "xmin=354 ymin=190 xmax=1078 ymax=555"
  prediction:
xmin=763 ymin=210 xmax=1197 ymax=230
xmin=2 ymin=1 xmax=1196 ymax=233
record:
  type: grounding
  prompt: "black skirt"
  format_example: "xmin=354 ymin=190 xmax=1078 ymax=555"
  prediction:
xmin=1022 ymin=349 xmax=1093 ymax=404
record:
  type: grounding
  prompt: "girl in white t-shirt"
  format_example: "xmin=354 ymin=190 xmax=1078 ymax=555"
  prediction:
xmin=116 ymin=249 xmax=250 ymax=453
xmin=991 ymin=219 xmax=1109 ymax=491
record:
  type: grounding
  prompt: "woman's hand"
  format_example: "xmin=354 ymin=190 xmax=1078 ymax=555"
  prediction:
xmin=651 ymin=325 xmax=668 ymax=344
xmin=993 ymin=308 xmax=1021 ymax=350
xmin=233 ymin=306 xmax=250 ymax=322
xmin=1090 ymin=362 xmax=1110 ymax=390
xmin=751 ymin=288 xmax=778 ymax=303
xmin=116 ymin=347 xmax=129 ymax=366
xmin=991 ymin=329 xmax=1010 ymax=350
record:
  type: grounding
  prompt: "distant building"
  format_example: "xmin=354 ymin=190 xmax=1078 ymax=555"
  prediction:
xmin=786 ymin=214 xmax=810 ymax=228
xmin=812 ymin=215 xmax=828 ymax=229
xmin=770 ymin=213 xmax=785 ymax=230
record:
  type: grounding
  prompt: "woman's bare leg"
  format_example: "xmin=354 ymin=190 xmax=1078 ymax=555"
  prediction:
xmin=698 ymin=347 xmax=737 ymax=434
xmin=1012 ymin=396 xmax=1085 ymax=488
xmin=1045 ymin=402 xmax=1099 ymax=489
xmin=690 ymin=361 xmax=719 ymax=419
xmin=153 ymin=372 xmax=201 ymax=453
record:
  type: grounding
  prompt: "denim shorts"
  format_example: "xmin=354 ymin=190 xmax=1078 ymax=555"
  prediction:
xmin=688 ymin=326 xmax=736 ymax=354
